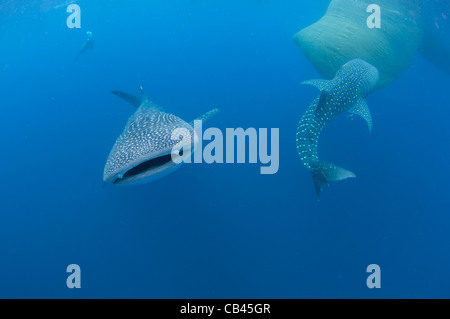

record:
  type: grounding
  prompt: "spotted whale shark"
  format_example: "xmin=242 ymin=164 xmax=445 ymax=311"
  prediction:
xmin=103 ymin=87 xmax=219 ymax=185
xmin=296 ymin=59 xmax=379 ymax=197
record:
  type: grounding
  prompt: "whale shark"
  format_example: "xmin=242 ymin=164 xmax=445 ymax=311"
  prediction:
xmin=103 ymin=87 xmax=219 ymax=185
xmin=296 ymin=59 xmax=379 ymax=197
xmin=293 ymin=0 xmax=450 ymax=91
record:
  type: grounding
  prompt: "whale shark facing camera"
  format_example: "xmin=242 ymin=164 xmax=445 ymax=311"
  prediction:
xmin=103 ymin=87 xmax=219 ymax=185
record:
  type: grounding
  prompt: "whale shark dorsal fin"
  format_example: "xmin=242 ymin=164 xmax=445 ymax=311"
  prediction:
xmin=139 ymin=86 xmax=149 ymax=103
xmin=301 ymin=79 xmax=329 ymax=91
xmin=138 ymin=86 xmax=164 ymax=112
xmin=111 ymin=91 xmax=142 ymax=108
xmin=189 ymin=108 xmax=220 ymax=127
xmin=348 ymin=98 xmax=373 ymax=132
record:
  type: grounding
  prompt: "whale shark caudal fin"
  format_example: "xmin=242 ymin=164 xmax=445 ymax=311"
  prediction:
xmin=189 ymin=108 xmax=220 ymax=126
xmin=301 ymin=79 xmax=330 ymax=91
xmin=111 ymin=88 xmax=164 ymax=111
xmin=310 ymin=161 xmax=356 ymax=197
xmin=348 ymin=98 xmax=373 ymax=132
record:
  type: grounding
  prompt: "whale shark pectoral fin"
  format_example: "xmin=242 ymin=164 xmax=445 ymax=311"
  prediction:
xmin=419 ymin=29 xmax=450 ymax=76
xmin=301 ymin=79 xmax=330 ymax=91
xmin=311 ymin=162 xmax=356 ymax=198
xmin=189 ymin=108 xmax=220 ymax=126
xmin=348 ymin=98 xmax=373 ymax=132
xmin=112 ymin=91 xmax=142 ymax=108
xmin=112 ymin=89 xmax=164 ymax=111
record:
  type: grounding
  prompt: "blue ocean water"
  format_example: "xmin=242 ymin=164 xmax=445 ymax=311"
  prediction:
xmin=0 ymin=0 xmax=449 ymax=298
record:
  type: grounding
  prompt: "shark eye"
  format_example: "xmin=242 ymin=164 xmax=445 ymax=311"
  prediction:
xmin=178 ymin=149 xmax=184 ymax=157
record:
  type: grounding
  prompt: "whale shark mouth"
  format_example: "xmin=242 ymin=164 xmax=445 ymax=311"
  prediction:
xmin=112 ymin=148 xmax=190 ymax=185
xmin=115 ymin=154 xmax=173 ymax=183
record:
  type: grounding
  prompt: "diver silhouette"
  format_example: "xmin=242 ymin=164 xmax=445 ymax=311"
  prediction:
xmin=75 ymin=31 xmax=94 ymax=60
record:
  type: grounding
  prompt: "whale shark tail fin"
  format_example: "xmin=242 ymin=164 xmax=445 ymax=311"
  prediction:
xmin=310 ymin=161 xmax=356 ymax=198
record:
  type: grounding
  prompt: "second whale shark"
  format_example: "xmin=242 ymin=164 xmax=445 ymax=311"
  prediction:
xmin=296 ymin=59 xmax=379 ymax=197
xmin=104 ymin=87 xmax=219 ymax=185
